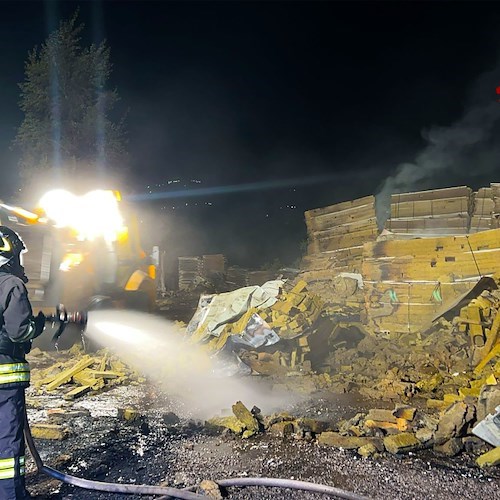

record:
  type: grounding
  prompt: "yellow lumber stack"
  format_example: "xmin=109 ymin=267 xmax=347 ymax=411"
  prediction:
xmin=385 ymin=186 xmax=471 ymax=237
xmin=304 ymin=195 xmax=378 ymax=255
xmin=362 ymin=229 xmax=500 ymax=336
xmin=300 ymin=195 xmax=378 ymax=305
xmin=297 ymin=183 xmax=500 ymax=338
xmin=470 ymin=183 xmax=500 ymax=233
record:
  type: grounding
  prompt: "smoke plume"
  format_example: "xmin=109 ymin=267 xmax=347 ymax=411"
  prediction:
xmin=376 ymin=68 xmax=500 ymax=228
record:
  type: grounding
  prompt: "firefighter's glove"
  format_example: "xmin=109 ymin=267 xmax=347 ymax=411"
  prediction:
xmin=32 ymin=311 xmax=46 ymax=339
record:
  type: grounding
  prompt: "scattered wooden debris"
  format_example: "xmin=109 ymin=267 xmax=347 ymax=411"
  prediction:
xmin=29 ymin=347 xmax=142 ymax=400
xmin=30 ymin=423 xmax=69 ymax=440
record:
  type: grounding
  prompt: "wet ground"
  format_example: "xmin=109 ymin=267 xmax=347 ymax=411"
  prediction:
xmin=25 ymin=384 xmax=500 ymax=500
xmin=23 ymin=298 xmax=500 ymax=499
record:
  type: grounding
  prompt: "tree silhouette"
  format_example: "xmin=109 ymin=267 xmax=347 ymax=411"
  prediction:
xmin=14 ymin=12 xmax=128 ymax=197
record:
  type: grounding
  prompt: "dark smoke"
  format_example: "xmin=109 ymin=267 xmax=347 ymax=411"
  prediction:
xmin=376 ymin=68 xmax=500 ymax=228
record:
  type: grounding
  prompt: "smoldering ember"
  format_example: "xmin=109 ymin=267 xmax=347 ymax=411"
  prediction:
xmin=16 ymin=183 xmax=500 ymax=499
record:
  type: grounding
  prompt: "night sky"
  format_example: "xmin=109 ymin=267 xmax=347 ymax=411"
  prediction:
xmin=1 ymin=1 xmax=500 ymax=267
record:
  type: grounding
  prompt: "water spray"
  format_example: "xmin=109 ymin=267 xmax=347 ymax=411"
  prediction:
xmin=26 ymin=307 xmax=370 ymax=499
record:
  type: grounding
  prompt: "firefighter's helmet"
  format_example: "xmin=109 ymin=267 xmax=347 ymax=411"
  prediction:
xmin=0 ymin=226 xmax=26 ymax=269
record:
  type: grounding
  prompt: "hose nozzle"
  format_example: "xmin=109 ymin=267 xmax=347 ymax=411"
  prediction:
xmin=46 ymin=304 xmax=88 ymax=344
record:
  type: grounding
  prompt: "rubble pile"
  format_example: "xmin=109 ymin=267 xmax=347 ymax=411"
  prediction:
xmin=186 ymin=280 xmax=323 ymax=372
xmin=315 ymin=280 xmax=500 ymax=399
xmin=189 ymin=270 xmax=500 ymax=467
xmin=205 ymin=399 xmax=500 ymax=467
xmin=183 ymin=265 xmax=500 ymax=404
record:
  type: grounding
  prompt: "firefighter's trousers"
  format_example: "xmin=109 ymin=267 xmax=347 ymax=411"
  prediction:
xmin=0 ymin=387 xmax=27 ymax=499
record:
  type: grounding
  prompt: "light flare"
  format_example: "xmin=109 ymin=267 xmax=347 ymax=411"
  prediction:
xmin=39 ymin=189 xmax=125 ymax=243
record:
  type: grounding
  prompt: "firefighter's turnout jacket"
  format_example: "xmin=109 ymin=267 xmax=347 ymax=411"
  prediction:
xmin=0 ymin=272 xmax=34 ymax=385
xmin=0 ymin=271 xmax=36 ymax=498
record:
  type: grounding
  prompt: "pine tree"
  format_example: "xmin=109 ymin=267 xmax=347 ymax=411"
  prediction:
xmin=14 ymin=12 xmax=127 ymax=195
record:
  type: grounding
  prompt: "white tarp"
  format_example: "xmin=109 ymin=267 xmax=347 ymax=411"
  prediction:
xmin=187 ymin=280 xmax=284 ymax=342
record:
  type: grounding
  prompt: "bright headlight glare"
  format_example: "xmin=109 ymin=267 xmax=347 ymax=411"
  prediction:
xmin=39 ymin=189 xmax=125 ymax=242
xmin=39 ymin=189 xmax=77 ymax=228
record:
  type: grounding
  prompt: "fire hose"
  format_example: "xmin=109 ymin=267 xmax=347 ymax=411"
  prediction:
xmin=23 ymin=306 xmax=370 ymax=500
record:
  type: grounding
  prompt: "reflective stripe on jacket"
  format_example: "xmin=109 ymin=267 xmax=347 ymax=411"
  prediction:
xmin=0 ymin=271 xmax=34 ymax=388
xmin=0 ymin=363 xmax=30 ymax=385
xmin=0 ymin=456 xmax=25 ymax=480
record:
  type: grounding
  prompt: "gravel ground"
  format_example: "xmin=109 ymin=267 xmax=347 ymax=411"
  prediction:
xmin=24 ymin=385 xmax=500 ymax=500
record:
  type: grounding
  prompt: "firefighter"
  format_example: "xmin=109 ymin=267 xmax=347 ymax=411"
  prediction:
xmin=0 ymin=226 xmax=45 ymax=499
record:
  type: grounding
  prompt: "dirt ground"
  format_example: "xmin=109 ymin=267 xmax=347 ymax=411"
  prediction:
xmin=24 ymin=384 xmax=500 ymax=500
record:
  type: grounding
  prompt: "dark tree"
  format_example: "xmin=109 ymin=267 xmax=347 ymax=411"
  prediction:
xmin=14 ymin=12 xmax=127 ymax=196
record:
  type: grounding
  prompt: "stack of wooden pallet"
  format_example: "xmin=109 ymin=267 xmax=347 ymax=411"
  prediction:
xmin=304 ymin=195 xmax=378 ymax=255
xmin=178 ymin=256 xmax=203 ymax=290
xmin=384 ymin=186 xmax=471 ymax=237
xmin=179 ymin=254 xmax=227 ymax=289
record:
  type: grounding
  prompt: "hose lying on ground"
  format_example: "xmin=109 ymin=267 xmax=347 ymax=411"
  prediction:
xmin=217 ymin=478 xmax=369 ymax=500
xmin=24 ymin=411 xmax=206 ymax=500
xmin=24 ymin=410 xmax=371 ymax=499
xmin=158 ymin=478 xmax=371 ymax=500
